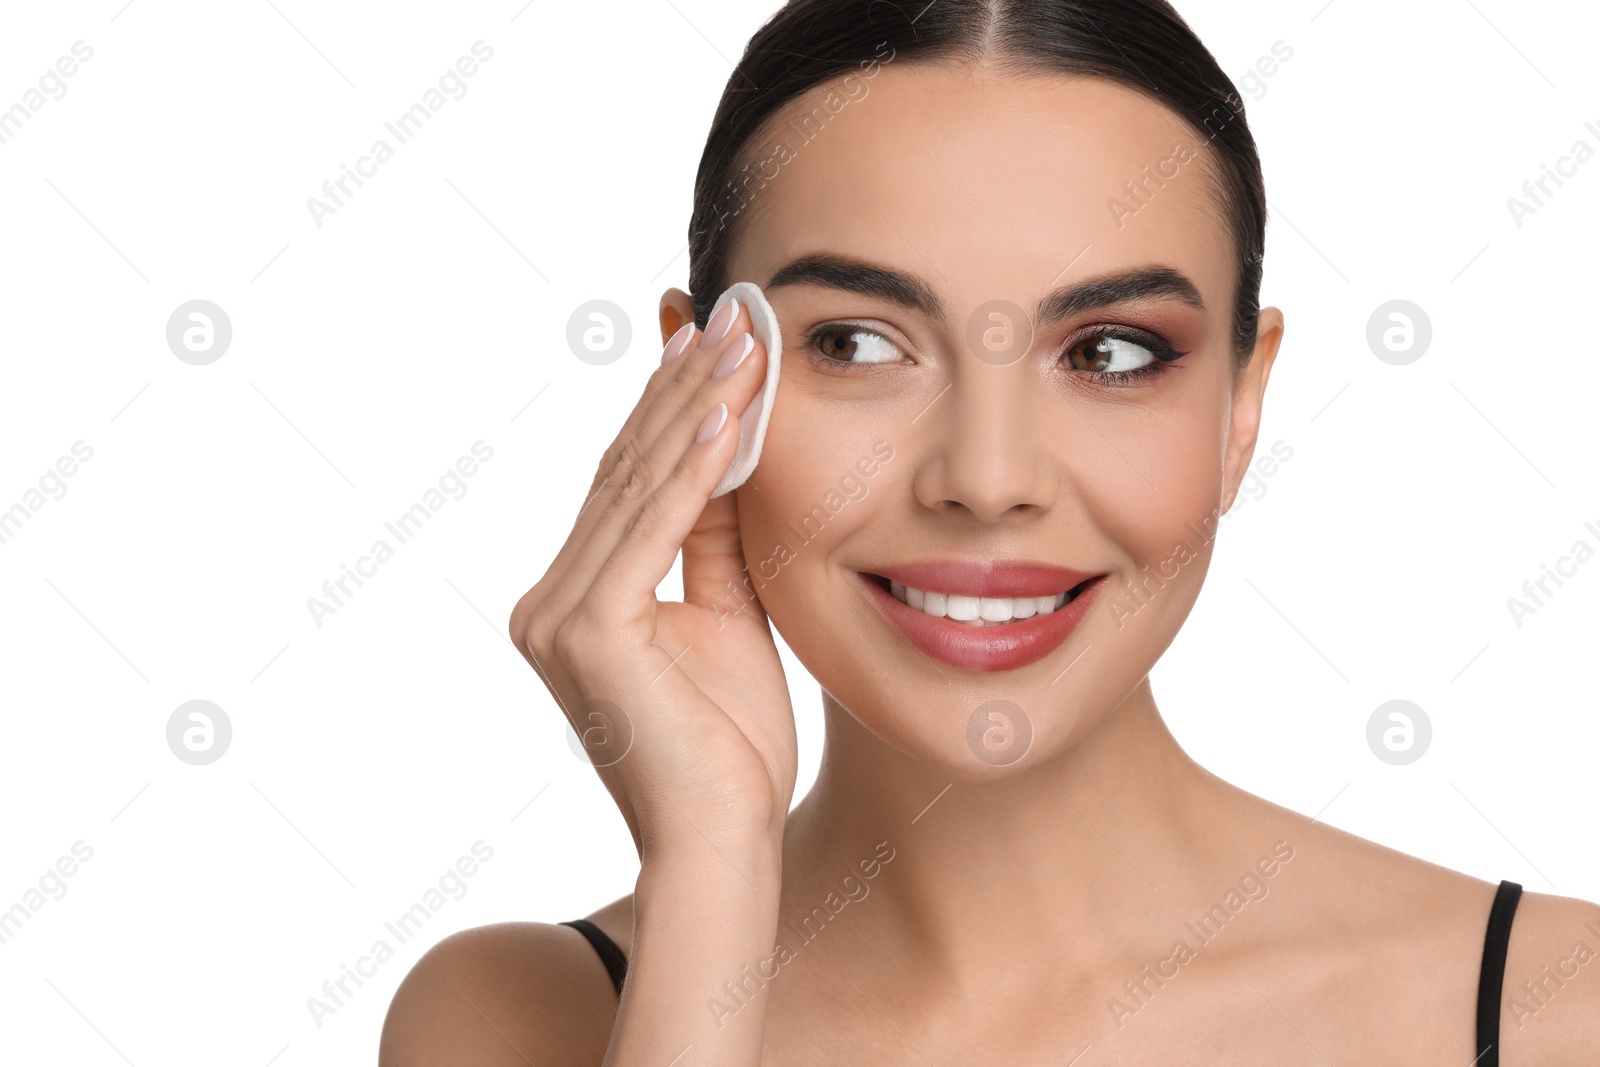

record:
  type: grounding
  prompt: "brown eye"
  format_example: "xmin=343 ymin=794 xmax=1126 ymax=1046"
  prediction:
xmin=812 ymin=326 xmax=902 ymax=365
xmin=1066 ymin=335 xmax=1157 ymax=374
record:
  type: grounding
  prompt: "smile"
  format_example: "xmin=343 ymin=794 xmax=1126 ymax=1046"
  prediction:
xmin=857 ymin=561 xmax=1104 ymax=672
xmin=884 ymin=580 xmax=1082 ymax=625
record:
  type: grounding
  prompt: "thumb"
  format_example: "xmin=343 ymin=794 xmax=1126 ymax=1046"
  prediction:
xmin=680 ymin=490 xmax=755 ymax=618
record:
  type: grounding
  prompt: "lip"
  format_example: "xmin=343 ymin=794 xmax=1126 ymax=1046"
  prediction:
xmin=856 ymin=563 xmax=1105 ymax=673
xmin=870 ymin=560 xmax=1100 ymax=599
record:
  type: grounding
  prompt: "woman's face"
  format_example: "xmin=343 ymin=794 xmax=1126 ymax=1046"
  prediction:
xmin=711 ymin=63 xmax=1280 ymax=776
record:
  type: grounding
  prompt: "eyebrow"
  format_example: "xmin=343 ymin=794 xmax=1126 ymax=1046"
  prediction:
xmin=764 ymin=253 xmax=1206 ymax=325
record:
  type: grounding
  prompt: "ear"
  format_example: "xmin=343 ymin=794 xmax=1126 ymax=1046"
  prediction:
xmin=1220 ymin=306 xmax=1284 ymax=513
xmin=659 ymin=287 xmax=696 ymax=344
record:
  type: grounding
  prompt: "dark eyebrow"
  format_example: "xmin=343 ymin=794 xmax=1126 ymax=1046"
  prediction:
xmin=1033 ymin=266 xmax=1206 ymax=324
xmin=765 ymin=253 xmax=943 ymax=318
xmin=764 ymin=253 xmax=1205 ymax=325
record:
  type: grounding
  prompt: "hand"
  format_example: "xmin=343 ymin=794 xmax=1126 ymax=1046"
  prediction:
xmin=510 ymin=299 xmax=798 ymax=863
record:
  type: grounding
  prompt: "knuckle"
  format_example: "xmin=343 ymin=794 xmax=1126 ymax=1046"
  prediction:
xmin=597 ymin=433 xmax=639 ymax=492
xmin=615 ymin=446 xmax=655 ymax=505
xmin=511 ymin=574 xmax=554 ymax=634
xmin=616 ymin=433 xmax=651 ymax=484
xmin=667 ymin=353 xmax=705 ymax=392
xmin=522 ymin=616 xmax=557 ymax=666
xmin=551 ymin=611 xmax=601 ymax=663
xmin=618 ymin=430 xmax=648 ymax=471
xmin=625 ymin=490 xmax=670 ymax=543
xmin=617 ymin=463 xmax=652 ymax=505
xmin=508 ymin=597 xmax=531 ymax=649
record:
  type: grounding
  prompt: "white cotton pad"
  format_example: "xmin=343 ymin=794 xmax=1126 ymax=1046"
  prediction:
xmin=706 ymin=281 xmax=782 ymax=498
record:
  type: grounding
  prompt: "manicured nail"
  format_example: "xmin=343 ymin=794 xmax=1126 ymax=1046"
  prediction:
xmin=699 ymin=297 xmax=739 ymax=349
xmin=696 ymin=402 xmax=727 ymax=443
xmin=661 ymin=321 xmax=697 ymax=366
xmin=713 ymin=333 xmax=755 ymax=380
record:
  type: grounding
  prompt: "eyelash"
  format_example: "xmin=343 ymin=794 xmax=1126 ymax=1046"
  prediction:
xmin=801 ymin=321 xmax=1190 ymax=385
xmin=1061 ymin=324 xmax=1190 ymax=386
xmin=802 ymin=322 xmax=902 ymax=371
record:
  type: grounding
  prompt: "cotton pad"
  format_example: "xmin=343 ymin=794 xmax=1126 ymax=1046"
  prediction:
xmin=705 ymin=281 xmax=782 ymax=498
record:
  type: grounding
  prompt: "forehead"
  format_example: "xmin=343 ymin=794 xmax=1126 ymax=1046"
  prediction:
xmin=727 ymin=63 xmax=1235 ymax=315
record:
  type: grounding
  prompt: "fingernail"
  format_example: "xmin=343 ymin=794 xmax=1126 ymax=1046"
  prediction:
xmin=699 ymin=297 xmax=739 ymax=349
xmin=712 ymin=333 xmax=755 ymax=380
xmin=661 ymin=321 xmax=697 ymax=366
xmin=696 ymin=402 xmax=727 ymax=443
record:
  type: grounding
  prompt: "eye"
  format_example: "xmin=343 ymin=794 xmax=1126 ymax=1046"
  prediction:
xmin=806 ymin=323 xmax=904 ymax=367
xmin=1066 ymin=335 xmax=1155 ymax=373
xmin=1061 ymin=326 xmax=1187 ymax=384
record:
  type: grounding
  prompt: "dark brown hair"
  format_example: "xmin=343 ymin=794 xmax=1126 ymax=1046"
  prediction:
xmin=685 ymin=0 xmax=1267 ymax=363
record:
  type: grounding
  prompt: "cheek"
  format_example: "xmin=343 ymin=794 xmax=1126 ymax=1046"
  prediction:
xmin=1122 ymin=405 xmax=1225 ymax=552
xmin=733 ymin=391 xmax=881 ymax=607
xmin=1084 ymin=380 xmax=1231 ymax=626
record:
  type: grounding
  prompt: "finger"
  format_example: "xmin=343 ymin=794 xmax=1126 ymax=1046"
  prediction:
xmin=681 ymin=492 xmax=754 ymax=620
xmin=543 ymin=301 xmax=742 ymax=596
xmin=579 ymin=320 xmax=699 ymax=503
xmin=544 ymin=308 xmax=766 ymax=622
xmin=590 ymin=298 xmax=749 ymax=513
xmin=520 ymin=318 xmax=706 ymax=630
xmin=585 ymin=391 xmax=745 ymax=635
xmin=567 ymin=327 xmax=766 ymax=621
xmin=579 ymin=296 xmax=739 ymax=517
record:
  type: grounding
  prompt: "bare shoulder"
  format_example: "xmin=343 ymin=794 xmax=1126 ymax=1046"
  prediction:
xmin=378 ymin=902 xmax=633 ymax=1067
xmin=1199 ymin=783 xmax=1596 ymax=1061
xmin=1207 ymin=781 xmax=1600 ymax=1061
xmin=1497 ymin=887 xmax=1600 ymax=1066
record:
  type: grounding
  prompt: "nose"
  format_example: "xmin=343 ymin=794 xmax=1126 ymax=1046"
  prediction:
xmin=910 ymin=360 xmax=1060 ymax=524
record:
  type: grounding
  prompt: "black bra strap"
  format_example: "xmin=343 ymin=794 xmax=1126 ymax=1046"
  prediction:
xmin=561 ymin=919 xmax=628 ymax=996
xmin=1475 ymin=880 xmax=1523 ymax=1067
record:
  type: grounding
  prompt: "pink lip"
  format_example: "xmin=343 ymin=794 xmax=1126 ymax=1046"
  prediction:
xmin=856 ymin=565 xmax=1104 ymax=673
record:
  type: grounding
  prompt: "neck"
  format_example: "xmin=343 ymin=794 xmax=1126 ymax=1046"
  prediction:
xmin=780 ymin=678 xmax=1248 ymax=997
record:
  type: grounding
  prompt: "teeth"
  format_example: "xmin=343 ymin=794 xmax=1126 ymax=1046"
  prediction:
xmin=885 ymin=580 xmax=1074 ymax=625
xmin=947 ymin=595 xmax=980 ymax=621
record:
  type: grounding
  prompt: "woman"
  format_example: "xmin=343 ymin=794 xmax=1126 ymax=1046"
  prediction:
xmin=382 ymin=1 xmax=1600 ymax=1062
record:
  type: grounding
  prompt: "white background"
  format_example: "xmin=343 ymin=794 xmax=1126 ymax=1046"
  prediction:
xmin=1 ymin=0 xmax=1596 ymax=1062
